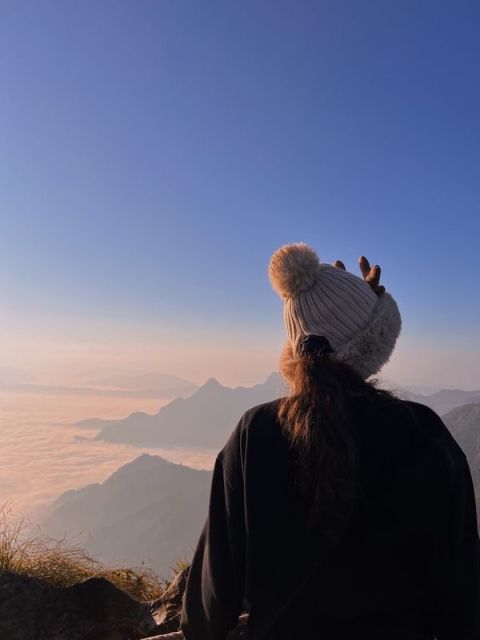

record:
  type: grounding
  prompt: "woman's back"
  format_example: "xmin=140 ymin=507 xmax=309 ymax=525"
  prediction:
xmin=180 ymin=244 xmax=480 ymax=639
xmin=210 ymin=395 xmax=476 ymax=639
xmin=181 ymin=394 xmax=479 ymax=639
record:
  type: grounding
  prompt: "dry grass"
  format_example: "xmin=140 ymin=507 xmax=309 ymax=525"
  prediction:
xmin=0 ymin=503 xmax=167 ymax=601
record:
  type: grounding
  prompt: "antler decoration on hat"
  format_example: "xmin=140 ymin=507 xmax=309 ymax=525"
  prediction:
xmin=333 ymin=256 xmax=385 ymax=296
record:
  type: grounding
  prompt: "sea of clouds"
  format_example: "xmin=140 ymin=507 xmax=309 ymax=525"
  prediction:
xmin=0 ymin=393 xmax=216 ymax=522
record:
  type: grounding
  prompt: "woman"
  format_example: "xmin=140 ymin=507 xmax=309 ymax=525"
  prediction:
xmin=180 ymin=243 xmax=480 ymax=640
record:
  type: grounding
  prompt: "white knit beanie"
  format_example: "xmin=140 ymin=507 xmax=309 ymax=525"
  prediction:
xmin=268 ymin=242 xmax=402 ymax=379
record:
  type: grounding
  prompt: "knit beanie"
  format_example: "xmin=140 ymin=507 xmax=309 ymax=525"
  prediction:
xmin=268 ymin=242 xmax=402 ymax=380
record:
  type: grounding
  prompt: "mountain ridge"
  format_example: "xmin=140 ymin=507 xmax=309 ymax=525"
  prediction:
xmin=89 ymin=372 xmax=287 ymax=448
xmin=42 ymin=454 xmax=213 ymax=576
xmin=82 ymin=374 xmax=480 ymax=449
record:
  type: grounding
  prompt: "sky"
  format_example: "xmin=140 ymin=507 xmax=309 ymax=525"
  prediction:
xmin=1 ymin=0 xmax=479 ymax=389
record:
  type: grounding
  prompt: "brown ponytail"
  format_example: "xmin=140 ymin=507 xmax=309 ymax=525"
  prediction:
xmin=278 ymin=340 xmax=400 ymax=541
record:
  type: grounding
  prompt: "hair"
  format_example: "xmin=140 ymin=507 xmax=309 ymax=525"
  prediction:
xmin=278 ymin=341 xmax=401 ymax=542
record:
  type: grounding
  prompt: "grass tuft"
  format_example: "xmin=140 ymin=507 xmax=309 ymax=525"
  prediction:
xmin=0 ymin=503 xmax=166 ymax=601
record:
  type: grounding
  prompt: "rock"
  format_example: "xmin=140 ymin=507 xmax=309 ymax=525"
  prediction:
xmin=227 ymin=614 xmax=249 ymax=639
xmin=141 ymin=634 xmax=183 ymax=640
xmin=0 ymin=568 xmax=249 ymax=640
xmin=145 ymin=565 xmax=248 ymax=639
xmin=143 ymin=614 xmax=249 ymax=639
xmin=151 ymin=566 xmax=189 ymax=633
xmin=0 ymin=571 xmax=161 ymax=640
xmin=150 ymin=566 xmax=249 ymax=638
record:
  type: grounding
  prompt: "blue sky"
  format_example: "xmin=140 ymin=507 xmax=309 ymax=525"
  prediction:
xmin=1 ymin=1 xmax=479 ymax=387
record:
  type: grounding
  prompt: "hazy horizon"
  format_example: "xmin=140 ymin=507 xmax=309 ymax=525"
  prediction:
xmin=2 ymin=334 xmax=480 ymax=391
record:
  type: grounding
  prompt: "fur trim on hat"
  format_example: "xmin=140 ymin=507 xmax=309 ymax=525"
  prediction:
xmin=268 ymin=242 xmax=320 ymax=299
xmin=279 ymin=292 xmax=401 ymax=382
xmin=279 ymin=340 xmax=296 ymax=387
xmin=333 ymin=292 xmax=401 ymax=379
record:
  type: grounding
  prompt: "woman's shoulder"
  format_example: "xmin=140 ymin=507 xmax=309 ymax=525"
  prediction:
xmin=383 ymin=397 xmax=468 ymax=470
xmin=398 ymin=398 xmax=462 ymax=443
xmin=219 ymin=398 xmax=286 ymax=453
xmin=221 ymin=398 xmax=285 ymax=446
xmin=351 ymin=394 xmax=467 ymax=469
xmin=216 ymin=398 xmax=287 ymax=487
xmin=240 ymin=397 xmax=285 ymax=425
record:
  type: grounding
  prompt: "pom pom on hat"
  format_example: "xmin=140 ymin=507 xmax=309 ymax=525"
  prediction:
xmin=268 ymin=242 xmax=320 ymax=299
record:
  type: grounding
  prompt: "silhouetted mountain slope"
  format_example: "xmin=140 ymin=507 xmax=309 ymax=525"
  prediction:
xmin=42 ymin=454 xmax=212 ymax=576
xmin=442 ymin=402 xmax=480 ymax=524
xmin=92 ymin=373 xmax=286 ymax=448
xmin=404 ymin=388 xmax=480 ymax=416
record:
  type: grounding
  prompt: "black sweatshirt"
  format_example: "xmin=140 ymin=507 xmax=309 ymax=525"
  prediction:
xmin=180 ymin=397 xmax=480 ymax=640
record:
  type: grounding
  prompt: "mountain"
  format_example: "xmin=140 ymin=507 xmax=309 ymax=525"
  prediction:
xmin=399 ymin=388 xmax=480 ymax=416
xmin=91 ymin=373 xmax=286 ymax=448
xmin=41 ymin=454 xmax=213 ymax=576
xmin=442 ymin=402 xmax=480 ymax=524
xmin=401 ymin=384 xmax=442 ymax=396
xmin=84 ymin=374 xmax=479 ymax=448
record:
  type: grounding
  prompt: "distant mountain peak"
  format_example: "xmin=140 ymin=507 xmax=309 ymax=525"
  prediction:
xmin=105 ymin=453 xmax=174 ymax=482
xmin=121 ymin=452 xmax=171 ymax=468
xmin=200 ymin=377 xmax=224 ymax=390
xmin=263 ymin=371 xmax=283 ymax=385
